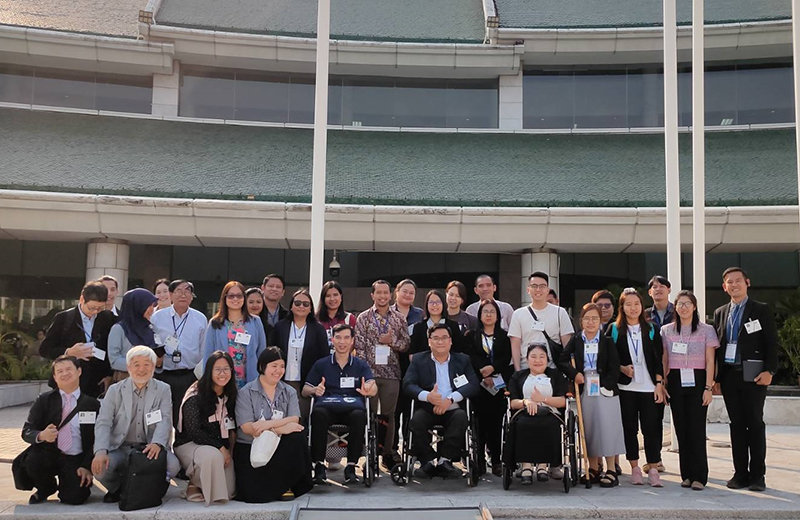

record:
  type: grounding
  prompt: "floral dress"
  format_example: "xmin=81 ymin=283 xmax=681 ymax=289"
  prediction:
xmin=227 ymin=319 xmax=248 ymax=389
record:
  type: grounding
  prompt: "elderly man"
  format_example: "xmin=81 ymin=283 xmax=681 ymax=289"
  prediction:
xmin=91 ymin=345 xmax=180 ymax=503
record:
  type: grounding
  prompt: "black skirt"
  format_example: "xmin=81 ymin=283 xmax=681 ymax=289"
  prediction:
xmin=233 ymin=432 xmax=313 ymax=503
xmin=504 ymin=412 xmax=562 ymax=465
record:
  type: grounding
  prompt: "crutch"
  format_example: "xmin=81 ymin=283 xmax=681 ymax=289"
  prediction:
xmin=571 ymin=354 xmax=592 ymax=489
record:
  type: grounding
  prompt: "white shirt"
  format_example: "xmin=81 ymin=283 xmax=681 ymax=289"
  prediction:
xmin=508 ymin=303 xmax=574 ymax=370
xmin=466 ymin=299 xmax=514 ymax=331
xmin=150 ymin=306 xmax=208 ymax=371
xmin=417 ymin=354 xmax=463 ymax=411
xmin=58 ymin=388 xmax=82 ymax=456
xmin=618 ymin=324 xmax=655 ymax=393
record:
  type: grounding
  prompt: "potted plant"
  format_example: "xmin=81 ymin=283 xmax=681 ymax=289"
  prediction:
xmin=778 ymin=315 xmax=800 ymax=387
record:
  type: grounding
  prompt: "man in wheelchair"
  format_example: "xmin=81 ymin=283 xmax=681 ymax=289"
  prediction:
xmin=304 ymin=324 xmax=377 ymax=485
xmin=403 ymin=323 xmax=479 ymax=479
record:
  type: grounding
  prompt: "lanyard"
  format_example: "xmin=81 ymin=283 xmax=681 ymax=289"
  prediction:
xmin=728 ymin=303 xmax=744 ymax=343
xmin=172 ymin=312 xmax=189 ymax=339
xmin=581 ymin=331 xmax=599 ymax=370
xmin=372 ymin=310 xmax=390 ymax=335
xmin=267 ymin=307 xmax=280 ymax=325
xmin=77 ymin=320 xmax=92 ymax=343
xmin=627 ymin=329 xmax=641 ymax=363
xmin=291 ymin=323 xmax=307 ymax=341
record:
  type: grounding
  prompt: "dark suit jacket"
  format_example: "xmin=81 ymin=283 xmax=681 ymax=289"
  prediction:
xmin=605 ymin=323 xmax=663 ymax=387
xmin=558 ymin=334 xmax=621 ymax=395
xmin=39 ymin=307 xmax=115 ymax=397
xmin=270 ymin=319 xmax=330 ymax=385
xmin=21 ymin=389 xmax=100 ymax=469
xmin=464 ymin=328 xmax=513 ymax=383
xmin=713 ymin=298 xmax=779 ymax=380
xmin=402 ymin=351 xmax=479 ymax=412
xmin=409 ymin=319 xmax=464 ymax=355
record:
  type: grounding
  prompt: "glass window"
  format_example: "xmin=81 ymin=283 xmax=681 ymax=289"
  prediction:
xmin=737 ymin=65 xmax=794 ymax=124
xmin=180 ymin=67 xmax=234 ymax=119
xmin=704 ymin=66 xmax=738 ymax=126
xmin=446 ymin=79 xmax=498 ymax=128
xmin=627 ymin=68 xmax=664 ymax=128
xmin=234 ymin=71 xmax=290 ymax=122
xmin=394 ymin=78 xmax=447 ymax=127
xmin=341 ymin=76 xmax=395 ymax=127
xmin=33 ymin=69 xmax=96 ymax=110
xmin=0 ymin=65 xmax=33 ymax=104
xmin=287 ymin=76 xmax=344 ymax=125
xmin=96 ymin=73 xmax=152 ymax=114
xmin=523 ymin=72 xmax=574 ymax=129
xmin=573 ymin=71 xmax=627 ymax=128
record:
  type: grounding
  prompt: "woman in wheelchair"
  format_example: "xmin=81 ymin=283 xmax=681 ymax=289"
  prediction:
xmin=507 ymin=344 xmax=568 ymax=484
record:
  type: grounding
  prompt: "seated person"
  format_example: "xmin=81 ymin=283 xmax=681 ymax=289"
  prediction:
xmin=91 ymin=345 xmax=180 ymax=503
xmin=20 ymin=355 xmax=101 ymax=504
xmin=507 ymin=344 xmax=568 ymax=484
xmin=174 ymin=351 xmax=237 ymax=505
xmin=303 ymin=323 xmax=377 ymax=485
xmin=402 ymin=323 xmax=479 ymax=479
xmin=234 ymin=347 xmax=313 ymax=503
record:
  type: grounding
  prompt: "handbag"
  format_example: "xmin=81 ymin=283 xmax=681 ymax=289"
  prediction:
xmin=250 ymin=429 xmax=280 ymax=468
xmin=316 ymin=394 xmax=366 ymax=414
xmin=119 ymin=446 xmax=170 ymax=511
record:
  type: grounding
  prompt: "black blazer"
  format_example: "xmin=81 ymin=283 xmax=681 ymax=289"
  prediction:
xmin=270 ymin=319 xmax=330 ymax=385
xmin=39 ymin=307 xmax=115 ymax=397
xmin=409 ymin=319 xmax=464 ymax=355
xmin=558 ymin=334 xmax=621 ymax=395
xmin=605 ymin=323 xmax=663 ymax=387
xmin=402 ymin=351 xmax=479 ymax=412
xmin=713 ymin=298 xmax=779 ymax=380
xmin=464 ymin=328 xmax=513 ymax=383
xmin=21 ymin=389 xmax=100 ymax=469
xmin=507 ymin=367 xmax=568 ymax=403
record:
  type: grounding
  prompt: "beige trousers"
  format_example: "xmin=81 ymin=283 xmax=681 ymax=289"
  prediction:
xmin=174 ymin=442 xmax=235 ymax=505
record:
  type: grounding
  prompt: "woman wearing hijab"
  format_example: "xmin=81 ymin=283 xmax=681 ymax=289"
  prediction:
xmin=107 ymin=288 xmax=159 ymax=381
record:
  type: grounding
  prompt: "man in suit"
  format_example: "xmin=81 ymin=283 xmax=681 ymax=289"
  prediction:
xmin=39 ymin=281 xmax=116 ymax=398
xmin=20 ymin=356 xmax=100 ymax=504
xmin=403 ymin=323 xmax=479 ymax=479
xmin=713 ymin=267 xmax=778 ymax=492
xmin=91 ymin=346 xmax=180 ymax=503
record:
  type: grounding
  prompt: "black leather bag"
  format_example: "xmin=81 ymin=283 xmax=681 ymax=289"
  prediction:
xmin=118 ymin=446 xmax=170 ymax=511
xmin=316 ymin=394 xmax=366 ymax=414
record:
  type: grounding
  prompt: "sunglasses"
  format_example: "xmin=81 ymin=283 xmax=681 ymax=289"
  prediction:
xmin=293 ymin=300 xmax=311 ymax=308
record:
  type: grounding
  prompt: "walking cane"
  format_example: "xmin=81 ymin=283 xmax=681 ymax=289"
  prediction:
xmin=571 ymin=354 xmax=592 ymax=489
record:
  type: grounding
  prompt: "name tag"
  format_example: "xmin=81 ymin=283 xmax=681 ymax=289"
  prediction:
xmin=745 ymin=320 xmax=762 ymax=334
xmin=672 ymin=342 xmax=688 ymax=355
xmin=271 ymin=410 xmax=284 ymax=421
xmin=585 ymin=343 xmax=599 ymax=355
xmin=235 ymin=332 xmax=251 ymax=345
xmin=453 ymin=374 xmax=468 ymax=388
xmin=680 ymin=368 xmax=696 ymax=387
xmin=587 ymin=374 xmax=600 ymax=397
xmin=145 ymin=410 xmax=162 ymax=426
xmin=725 ymin=342 xmax=737 ymax=364
xmin=224 ymin=417 xmax=236 ymax=430
xmin=491 ymin=375 xmax=506 ymax=390
xmin=340 ymin=377 xmax=355 ymax=388
xmin=165 ymin=335 xmax=180 ymax=354
xmin=633 ymin=367 xmax=645 ymax=384
xmin=91 ymin=346 xmax=106 ymax=361
xmin=408 ymin=325 xmax=414 ymax=336
xmin=375 ymin=345 xmax=390 ymax=365
xmin=631 ymin=331 xmax=642 ymax=340
xmin=78 ymin=411 xmax=96 ymax=424
xmin=531 ymin=320 xmax=546 ymax=332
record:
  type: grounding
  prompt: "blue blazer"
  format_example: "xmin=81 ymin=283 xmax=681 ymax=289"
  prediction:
xmin=203 ymin=316 xmax=267 ymax=384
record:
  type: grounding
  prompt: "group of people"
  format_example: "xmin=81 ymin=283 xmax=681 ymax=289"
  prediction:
xmin=18 ymin=267 xmax=777 ymax=506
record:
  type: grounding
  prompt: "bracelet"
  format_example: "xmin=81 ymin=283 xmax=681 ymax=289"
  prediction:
xmin=704 ymin=385 xmax=713 ymax=391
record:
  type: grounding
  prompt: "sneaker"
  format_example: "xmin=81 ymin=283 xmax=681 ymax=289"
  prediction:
xmin=549 ymin=466 xmax=564 ymax=480
xmin=437 ymin=460 xmax=464 ymax=479
xmin=313 ymin=462 xmax=328 ymax=485
xmin=344 ymin=464 xmax=360 ymax=484
xmin=648 ymin=468 xmax=663 ymax=487
xmin=748 ymin=477 xmax=766 ymax=492
xmin=681 ymin=479 xmax=692 ymax=488
xmin=414 ymin=460 xmax=437 ymax=479
xmin=630 ymin=466 xmax=644 ymax=485
xmin=726 ymin=475 xmax=750 ymax=489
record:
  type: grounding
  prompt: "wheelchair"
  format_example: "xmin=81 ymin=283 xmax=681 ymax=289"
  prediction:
xmin=389 ymin=398 xmax=480 ymax=487
xmin=499 ymin=393 xmax=585 ymax=493
xmin=307 ymin=396 xmax=379 ymax=487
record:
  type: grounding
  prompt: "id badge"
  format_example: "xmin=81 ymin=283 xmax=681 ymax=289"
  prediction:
xmin=680 ymin=368 xmax=695 ymax=387
xmin=745 ymin=319 xmax=762 ymax=334
xmin=340 ymin=376 xmax=355 ymax=388
xmin=375 ymin=345 xmax=390 ymax=365
xmin=672 ymin=342 xmax=688 ymax=355
xmin=585 ymin=343 xmax=599 ymax=355
xmin=587 ymin=374 xmax=601 ymax=397
xmin=633 ymin=366 xmax=645 ymax=384
xmin=145 ymin=410 xmax=162 ymax=425
xmin=491 ymin=374 xmax=506 ymax=390
xmin=224 ymin=417 xmax=236 ymax=430
xmin=725 ymin=342 xmax=737 ymax=364
xmin=531 ymin=320 xmax=545 ymax=331
xmin=153 ymin=334 xmax=163 ymax=346
xmin=172 ymin=350 xmax=182 ymax=364
xmin=78 ymin=411 xmax=96 ymax=424
xmin=271 ymin=410 xmax=284 ymax=421
xmin=453 ymin=374 xmax=468 ymax=388
xmin=235 ymin=332 xmax=251 ymax=345
xmin=91 ymin=346 xmax=106 ymax=361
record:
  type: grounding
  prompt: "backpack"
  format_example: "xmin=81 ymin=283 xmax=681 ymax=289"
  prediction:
xmin=609 ymin=322 xmax=655 ymax=343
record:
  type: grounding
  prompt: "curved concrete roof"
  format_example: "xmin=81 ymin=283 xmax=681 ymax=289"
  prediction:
xmin=0 ymin=0 xmax=143 ymax=37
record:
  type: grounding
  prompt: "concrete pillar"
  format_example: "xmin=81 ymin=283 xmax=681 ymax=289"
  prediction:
xmin=152 ymin=60 xmax=180 ymax=117
xmin=520 ymin=249 xmax=559 ymax=305
xmin=86 ymin=239 xmax=129 ymax=308
xmin=499 ymin=70 xmax=523 ymax=130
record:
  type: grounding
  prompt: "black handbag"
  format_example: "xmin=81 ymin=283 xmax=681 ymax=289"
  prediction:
xmin=118 ymin=446 xmax=170 ymax=511
xmin=316 ymin=394 xmax=366 ymax=414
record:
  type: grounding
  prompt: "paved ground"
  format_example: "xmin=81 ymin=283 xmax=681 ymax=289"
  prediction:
xmin=0 ymin=405 xmax=799 ymax=519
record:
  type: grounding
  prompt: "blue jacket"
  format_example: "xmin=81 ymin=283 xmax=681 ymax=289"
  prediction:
xmin=203 ymin=316 xmax=267 ymax=384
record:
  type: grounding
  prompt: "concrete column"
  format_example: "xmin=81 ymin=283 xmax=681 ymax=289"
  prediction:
xmin=86 ymin=239 xmax=129 ymax=308
xmin=498 ymin=70 xmax=523 ymax=130
xmin=520 ymin=249 xmax=559 ymax=305
xmin=152 ymin=60 xmax=180 ymax=117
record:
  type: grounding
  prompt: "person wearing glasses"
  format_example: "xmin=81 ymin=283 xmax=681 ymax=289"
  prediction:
xmin=591 ymin=290 xmax=616 ymax=334
xmin=203 ymin=281 xmax=267 ymax=389
xmin=660 ymin=291 xmax=718 ymax=491
xmin=270 ymin=289 xmax=329 ymax=421
xmin=409 ymin=289 xmax=463 ymax=355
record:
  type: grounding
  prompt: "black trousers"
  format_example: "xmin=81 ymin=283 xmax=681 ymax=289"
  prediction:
xmin=721 ymin=369 xmax=768 ymax=480
xmin=311 ymin=407 xmax=367 ymax=464
xmin=25 ymin=449 xmax=91 ymax=505
xmin=474 ymin=390 xmax=505 ymax=466
xmin=668 ymin=369 xmax=709 ymax=484
xmin=156 ymin=369 xmax=197 ymax=428
xmin=408 ymin=407 xmax=468 ymax=463
xmin=233 ymin=433 xmax=313 ymax=503
xmin=619 ymin=389 xmax=664 ymax=464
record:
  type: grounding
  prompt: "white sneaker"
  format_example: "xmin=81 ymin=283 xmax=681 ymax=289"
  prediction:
xmin=549 ymin=466 xmax=564 ymax=480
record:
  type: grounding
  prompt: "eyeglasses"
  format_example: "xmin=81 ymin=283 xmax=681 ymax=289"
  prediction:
xmin=595 ymin=303 xmax=613 ymax=309
xmin=675 ymin=301 xmax=694 ymax=309
xmin=430 ymin=335 xmax=451 ymax=342
xmin=481 ymin=310 xmax=497 ymax=316
xmin=528 ymin=284 xmax=548 ymax=290
xmin=226 ymin=293 xmax=244 ymax=300
xmin=293 ymin=300 xmax=311 ymax=308
xmin=213 ymin=367 xmax=232 ymax=375
xmin=173 ymin=289 xmax=193 ymax=296
xmin=428 ymin=300 xmax=443 ymax=306
xmin=582 ymin=316 xmax=601 ymax=323
xmin=84 ymin=304 xmax=105 ymax=313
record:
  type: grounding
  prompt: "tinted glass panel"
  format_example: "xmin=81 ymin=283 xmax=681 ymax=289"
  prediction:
xmin=737 ymin=65 xmax=794 ymax=124
xmin=446 ymin=80 xmax=498 ymax=128
xmin=234 ymin=71 xmax=289 ymax=122
xmin=33 ymin=69 xmax=95 ymax=109
xmin=0 ymin=65 xmax=33 ymax=104
xmin=341 ymin=77 xmax=395 ymax=127
xmin=574 ymin=71 xmax=627 ymax=128
xmin=523 ymin=72 xmax=574 ymax=129
xmin=394 ymin=78 xmax=447 ymax=127
xmin=96 ymin=73 xmax=152 ymax=113
xmin=627 ymin=69 xmax=664 ymax=127
xmin=704 ymin=67 xmax=737 ymax=126
xmin=180 ymin=67 xmax=234 ymax=119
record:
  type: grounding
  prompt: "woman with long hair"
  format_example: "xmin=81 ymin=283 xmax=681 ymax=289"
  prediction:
xmin=316 ymin=280 xmax=357 ymax=345
xmin=409 ymin=289 xmax=463 ymax=355
xmin=246 ymin=287 xmax=271 ymax=339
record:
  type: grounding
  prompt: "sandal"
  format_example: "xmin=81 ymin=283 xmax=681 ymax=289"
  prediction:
xmin=581 ymin=467 xmax=601 ymax=485
xmin=186 ymin=484 xmax=204 ymax=503
xmin=520 ymin=468 xmax=533 ymax=485
xmin=599 ymin=470 xmax=619 ymax=488
xmin=536 ymin=467 xmax=549 ymax=482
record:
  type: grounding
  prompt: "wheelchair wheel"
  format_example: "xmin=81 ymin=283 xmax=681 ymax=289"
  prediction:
xmin=502 ymin=463 xmax=512 ymax=490
xmin=563 ymin=466 xmax=571 ymax=493
xmin=566 ymin=411 xmax=580 ymax=486
xmin=390 ymin=464 xmax=408 ymax=486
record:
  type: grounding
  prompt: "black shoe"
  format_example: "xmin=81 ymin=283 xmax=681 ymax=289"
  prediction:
xmin=382 ymin=454 xmax=400 ymax=470
xmin=28 ymin=491 xmax=49 ymax=504
xmin=414 ymin=460 xmax=437 ymax=479
xmin=314 ymin=462 xmax=328 ymax=485
xmin=344 ymin=464 xmax=361 ymax=484
xmin=726 ymin=475 xmax=750 ymax=489
xmin=748 ymin=477 xmax=766 ymax=492
xmin=437 ymin=460 xmax=464 ymax=479
xmin=492 ymin=463 xmax=503 ymax=477
xmin=103 ymin=490 xmax=121 ymax=503
xmin=176 ymin=469 xmax=189 ymax=480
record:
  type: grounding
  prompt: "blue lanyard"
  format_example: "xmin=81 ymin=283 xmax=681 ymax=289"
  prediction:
xmin=78 ymin=320 xmax=92 ymax=343
xmin=267 ymin=307 xmax=280 ymax=325
xmin=581 ymin=332 xmax=599 ymax=370
xmin=627 ymin=329 xmax=641 ymax=363
xmin=172 ymin=312 xmax=189 ymax=339
xmin=291 ymin=323 xmax=307 ymax=341
xmin=728 ymin=303 xmax=744 ymax=343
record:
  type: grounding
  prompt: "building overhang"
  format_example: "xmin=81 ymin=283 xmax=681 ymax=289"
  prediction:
xmin=0 ymin=190 xmax=797 ymax=254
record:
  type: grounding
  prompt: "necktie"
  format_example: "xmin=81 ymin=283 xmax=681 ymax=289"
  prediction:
xmin=57 ymin=394 xmax=74 ymax=453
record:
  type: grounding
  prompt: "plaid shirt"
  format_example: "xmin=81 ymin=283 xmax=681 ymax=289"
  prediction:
xmin=354 ymin=305 xmax=410 ymax=380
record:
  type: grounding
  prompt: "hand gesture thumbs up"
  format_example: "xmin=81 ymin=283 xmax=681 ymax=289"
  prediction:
xmin=315 ymin=376 xmax=326 ymax=396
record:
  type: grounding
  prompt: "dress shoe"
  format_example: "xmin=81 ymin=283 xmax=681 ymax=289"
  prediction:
xmin=414 ymin=460 xmax=437 ymax=479
xmin=437 ymin=460 xmax=463 ymax=479
xmin=103 ymin=490 xmax=121 ymax=503
xmin=726 ymin=475 xmax=750 ymax=489
xmin=492 ymin=463 xmax=503 ymax=477
xmin=28 ymin=492 xmax=48 ymax=504
xmin=748 ymin=477 xmax=766 ymax=492
xmin=344 ymin=464 xmax=360 ymax=484
xmin=313 ymin=462 xmax=328 ymax=485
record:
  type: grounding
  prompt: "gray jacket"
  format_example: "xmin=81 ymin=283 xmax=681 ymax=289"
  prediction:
xmin=94 ymin=377 xmax=173 ymax=453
